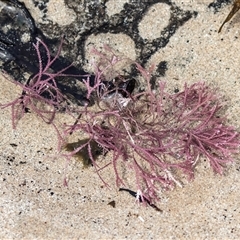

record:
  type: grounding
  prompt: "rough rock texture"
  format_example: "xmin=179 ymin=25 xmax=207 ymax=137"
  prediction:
xmin=0 ymin=0 xmax=240 ymax=239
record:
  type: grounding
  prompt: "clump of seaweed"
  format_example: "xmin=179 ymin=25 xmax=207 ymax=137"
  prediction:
xmin=1 ymin=37 xmax=239 ymax=204
xmin=63 ymin=48 xmax=240 ymax=204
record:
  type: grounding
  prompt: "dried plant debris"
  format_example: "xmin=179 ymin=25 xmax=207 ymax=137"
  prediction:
xmin=119 ymin=188 xmax=162 ymax=212
xmin=107 ymin=200 xmax=116 ymax=208
xmin=218 ymin=0 xmax=240 ymax=32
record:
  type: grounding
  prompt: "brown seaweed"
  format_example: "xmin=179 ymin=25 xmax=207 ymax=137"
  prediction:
xmin=64 ymin=139 xmax=102 ymax=167
xmin=219 ymin=0 xmax=240 ymax=33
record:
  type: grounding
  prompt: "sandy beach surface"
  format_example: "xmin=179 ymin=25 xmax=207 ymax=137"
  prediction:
xmin=0 ymin=0 xmax=240 ymax=239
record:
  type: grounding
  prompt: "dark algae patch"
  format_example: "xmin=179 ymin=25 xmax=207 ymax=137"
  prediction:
xmin=64 ymin=0 xmax=197 ymax=66
xmin=64 ymin=139 xmax=102 ymax=168
xmin=208 ymin=0 xmax=232 ymax=13
xmin=0 ymin=0 xmax=197 ymax=100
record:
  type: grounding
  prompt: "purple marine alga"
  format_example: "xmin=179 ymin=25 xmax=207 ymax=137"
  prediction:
xmin=2 ymin=39 xmax=239 ymax=204
xmin=63 ymin=48 xmax=240 ymax=204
